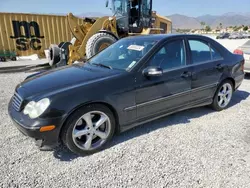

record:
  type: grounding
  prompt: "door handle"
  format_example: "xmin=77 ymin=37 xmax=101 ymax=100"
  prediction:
xmin=181 ymin=71 xmax=191 ymax=78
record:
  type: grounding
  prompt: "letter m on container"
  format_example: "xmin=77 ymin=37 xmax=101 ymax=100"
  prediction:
xmin=10 ymin=21 xmax=44 ymax=51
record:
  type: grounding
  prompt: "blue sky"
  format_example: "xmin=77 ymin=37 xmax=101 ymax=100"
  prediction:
xmin=0 ymin=0 xmax=250 ymax=17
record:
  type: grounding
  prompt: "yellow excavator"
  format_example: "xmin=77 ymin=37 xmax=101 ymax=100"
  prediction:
xmin=48 ymin=0 xmax=172 ymax=67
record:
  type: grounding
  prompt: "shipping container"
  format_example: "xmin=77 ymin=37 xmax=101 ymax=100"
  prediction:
xmin=0 ymin=12 xmax=85 ymax=57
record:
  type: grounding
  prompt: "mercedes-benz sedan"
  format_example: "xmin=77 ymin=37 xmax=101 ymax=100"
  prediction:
xmin=8 ymin=34 xmax=245 ymax=155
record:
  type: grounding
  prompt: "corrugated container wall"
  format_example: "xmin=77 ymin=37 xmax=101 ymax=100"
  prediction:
xmin=0 ymin=12 xmax=85 ymax=57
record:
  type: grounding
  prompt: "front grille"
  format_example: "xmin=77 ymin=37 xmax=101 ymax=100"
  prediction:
xmin=12 ymin=92 xmax=23 ymax=111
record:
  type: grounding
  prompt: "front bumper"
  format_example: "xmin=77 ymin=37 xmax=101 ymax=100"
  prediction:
xmin=8 ymin=100 xmax=65 ymax=150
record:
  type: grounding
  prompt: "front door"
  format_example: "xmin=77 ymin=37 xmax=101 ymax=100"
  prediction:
xmin=135 ymin=38 xmax=192 ymax=120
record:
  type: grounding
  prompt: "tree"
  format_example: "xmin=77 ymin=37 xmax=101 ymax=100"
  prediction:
xmin=219 ymin=23 xmax=223 ymax=29
xmin=233 ymin=26 xmax=238 ymax=31
xmin=234 ymin=26 xmax=242 ymax=31
xmin=205 ymin=25 xmax=211 ymax=32
xmin=200 ymin=22 xmax=206 ymax=29
xmin=243 ymin=26 xmax=249 ymax=31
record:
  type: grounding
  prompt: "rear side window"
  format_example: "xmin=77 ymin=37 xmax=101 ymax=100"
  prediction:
xmin=188 ymin=40 xmax=223 ymax=64
xmin=211 ymin=47 xmax=223 ymax=60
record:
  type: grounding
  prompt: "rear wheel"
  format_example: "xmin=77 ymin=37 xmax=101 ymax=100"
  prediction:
xmin=61 ymin=104 xmax=116 ymax=155
xmin=211 ymin=80 xmax=233 ymax=111
xmin=86 ymin=32 xmax=117 ymax=59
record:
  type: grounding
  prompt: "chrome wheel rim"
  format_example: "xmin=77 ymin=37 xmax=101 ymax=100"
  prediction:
xmin=72 ymin=111 xmax=111 ymax=151
xmin=217 ymin=83 xmax=233 ymax=108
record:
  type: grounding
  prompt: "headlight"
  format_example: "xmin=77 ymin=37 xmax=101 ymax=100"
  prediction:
xmin=23 ymin=98 xmax=50 ymax=119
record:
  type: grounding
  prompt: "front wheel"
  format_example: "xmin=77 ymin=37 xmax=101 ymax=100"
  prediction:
xmin=61 ymin=104 xmax=116 ymax=155
xmin=211 ymin=80 xmax=233 ymax=111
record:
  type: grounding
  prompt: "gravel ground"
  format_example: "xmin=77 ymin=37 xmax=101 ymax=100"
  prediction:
xmin=0 ymin=67 xmax=250 ymax=188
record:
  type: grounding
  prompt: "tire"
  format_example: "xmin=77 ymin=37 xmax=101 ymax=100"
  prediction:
xmin=1 ymin=57 xmax=6 ymax=62
xmin=61 ymin=104 xmax=116 ymax=155
xmin=11 ymin=57 xmax=17 ymax=61
xmin=48 ymin=44 xmax=60 ymax=67
xmin=211 ymin=80 xmax=234 ymax=111
xmin=86 ymin=32 xmax=117 ymax=59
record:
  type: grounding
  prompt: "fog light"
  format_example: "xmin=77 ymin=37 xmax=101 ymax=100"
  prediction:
xmin=40 ymin=125 xmax=55 ymax=132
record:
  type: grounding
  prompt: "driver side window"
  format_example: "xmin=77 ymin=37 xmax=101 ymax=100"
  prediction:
xmin=148 ymin=40 xmax=186 ymax=70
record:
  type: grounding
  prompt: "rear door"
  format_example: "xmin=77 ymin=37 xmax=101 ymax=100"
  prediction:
xmin=135 ymin=38 xmax=192 ymax=120
xmin=186 ymin=38 xmax=224 ymax=102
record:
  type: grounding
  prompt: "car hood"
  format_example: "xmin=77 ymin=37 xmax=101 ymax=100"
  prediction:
xmin=16 ymin=63 xmax=123 ymax=98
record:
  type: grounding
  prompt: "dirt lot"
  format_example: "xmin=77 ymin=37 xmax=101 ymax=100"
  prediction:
xmin=0 ymin=65 xmax=250 ymax=188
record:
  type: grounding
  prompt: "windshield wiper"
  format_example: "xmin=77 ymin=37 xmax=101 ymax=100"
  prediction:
xmin=92 ymin=63 xmax=113 ymax=69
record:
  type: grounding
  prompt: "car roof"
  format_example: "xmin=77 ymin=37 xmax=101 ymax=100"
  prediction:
xmin=125 ymin=34 xmax=210 ymax=41
xmin=126 ymin=34 xmax=231 ymax=55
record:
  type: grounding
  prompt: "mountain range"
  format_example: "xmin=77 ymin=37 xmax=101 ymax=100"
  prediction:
xmin=167 ymin=12 xmax=250 ymax=29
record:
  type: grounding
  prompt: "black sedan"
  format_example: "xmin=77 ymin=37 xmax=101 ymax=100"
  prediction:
xmin=8 ymin=34 xmax=245 ymax=155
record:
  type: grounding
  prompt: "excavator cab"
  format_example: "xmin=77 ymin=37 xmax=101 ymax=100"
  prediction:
xmin=108 ymin=0 xmax=152 ymax=34
xmin=48 ymin=0 xmax=171 ymax=67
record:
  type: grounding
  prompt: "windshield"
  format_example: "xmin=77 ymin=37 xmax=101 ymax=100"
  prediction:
xmin=111 ymin=0 xmax=128 ymax=16
xmin=88 ymin=38 xmax=158 ymax=71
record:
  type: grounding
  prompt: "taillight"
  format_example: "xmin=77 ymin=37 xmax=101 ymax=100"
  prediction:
xmin=234 ymin=49 xmax=244 ymax=55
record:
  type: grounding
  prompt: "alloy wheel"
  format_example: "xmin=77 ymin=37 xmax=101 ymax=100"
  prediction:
xmin=72 ymin=111 xmax=111 ymax=151
xmin=217 ymin=83 xmax=233 ymax=108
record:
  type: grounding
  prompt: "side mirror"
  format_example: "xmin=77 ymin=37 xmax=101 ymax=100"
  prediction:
xmin=143 ymin=67 xmax=163 ymax=77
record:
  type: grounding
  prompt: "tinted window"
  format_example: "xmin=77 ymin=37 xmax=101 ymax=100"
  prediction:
xmin=211 ymin=47 xmax=222 ymax=60
xmin=189 ymin=40 xmax=223 ymax=64
xmin=189 ymin=40 xmax=211 ymax=63
xmin=148 ymin=40 xmax=186 ymax=70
